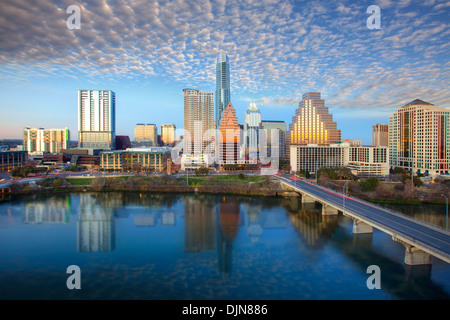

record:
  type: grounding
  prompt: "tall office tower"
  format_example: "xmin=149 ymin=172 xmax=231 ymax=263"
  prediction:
xmin=259 ymin=121 xmax=287 ymax=159
xmin=389 ymin=99 xmax=450 ymax=176
xmin=243 ymin=103 xmax=261 ymax=158
xmin=23 ymin=127 xmax=69 ymax=154
xmin=372 ymin=124 xmax=389 ymax=146
xmin=215 ymin=53 xmax=231 ymax=128
xmin=78 ymin=90 xmax=116 ymax=150
xmin=183 ymin=89 xmax=215 ymax=154
xmin=288 ymin=92 xmax=341 ymax=146
xmin=161 ymin=123 xmax=176 ymax=146
xmin=219 ymin=102 xmax=241 ymax=164
xmin=134 ymin=124 xmax=158 ymax=145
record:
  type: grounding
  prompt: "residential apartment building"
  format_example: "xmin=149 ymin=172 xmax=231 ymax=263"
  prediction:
xmin=78 ymin=90 xmax=116 ymax=150
xmin=23 ymin=127 xmax=69 ymax=154
xmin=216 ymin=53 xmax=231 ymax=128
xmin=183 ymin=89 xmax=215 ymax=155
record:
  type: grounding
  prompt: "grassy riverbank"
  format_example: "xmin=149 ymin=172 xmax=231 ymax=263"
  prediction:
xmin=6 ymin=174 xmax=285 ymax=198
xmin=4 ymin=173 xmax=449 ymax=205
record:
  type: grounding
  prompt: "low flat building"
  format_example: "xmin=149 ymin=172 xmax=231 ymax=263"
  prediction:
xmin=181 ymin=154 xmax=210 ymax=170
xmin=0 ymin=151 xmax=28 ymax=172
xmin=290 ymin=143 xmax=389 ymax=177
xmin=100 ymin=147 xmax=170 ymax=172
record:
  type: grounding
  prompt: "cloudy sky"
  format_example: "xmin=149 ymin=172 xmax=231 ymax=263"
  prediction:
xmin=0 ymin=0 xmax=449 ymax=143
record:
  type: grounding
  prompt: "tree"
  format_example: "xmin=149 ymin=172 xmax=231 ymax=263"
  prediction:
xmin=359 ymin=177 xmax=379 ymax=192
xmin=317 ymin=167 xmax=338 ymax=180
xmin=391 ymin=167 xmax=406 ymax=175
xmin=297 ymin=170 xmax=310 ymax=179
xmin=337 ymin=167 xmax=355 ymax=180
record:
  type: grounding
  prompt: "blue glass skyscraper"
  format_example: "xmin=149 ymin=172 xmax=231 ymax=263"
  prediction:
xmin=215 ymin=53 xmax=230 ymax=128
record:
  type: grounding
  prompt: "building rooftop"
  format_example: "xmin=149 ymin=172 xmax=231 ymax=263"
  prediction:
xmin=402 ymin=99 xmax=434 ymax=107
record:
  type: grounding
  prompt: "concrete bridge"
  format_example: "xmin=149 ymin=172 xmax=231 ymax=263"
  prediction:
xmin=275 ymin=173 xmax=450 ymax=266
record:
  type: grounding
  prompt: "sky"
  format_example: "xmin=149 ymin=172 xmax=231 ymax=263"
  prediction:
xmin=0 ymin=0 xmax=449 ymax=145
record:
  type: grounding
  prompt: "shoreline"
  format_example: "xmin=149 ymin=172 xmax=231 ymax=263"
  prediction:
xmin=2 ymin=182 xmax=447 ymax=206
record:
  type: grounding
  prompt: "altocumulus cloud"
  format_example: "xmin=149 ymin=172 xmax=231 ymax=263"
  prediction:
xmin=0 ymin=0 xmax=448 ymax=110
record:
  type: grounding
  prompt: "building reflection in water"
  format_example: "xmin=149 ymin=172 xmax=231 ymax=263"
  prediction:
xmin=184 ymin=196 xmax=216 ymax=253
xmin=77 ymin=194 xmax=115 ymax=252
xmin=217 ymin=198 xmax=241 ymax=278
xmin=24 ymin=196 xmax=71 ymax=224
xmin=289 ymin=203 xmax=340 ymax=250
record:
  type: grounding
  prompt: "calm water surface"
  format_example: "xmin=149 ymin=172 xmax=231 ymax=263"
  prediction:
xmin=0 ymin=192 xmax=449 ymax=300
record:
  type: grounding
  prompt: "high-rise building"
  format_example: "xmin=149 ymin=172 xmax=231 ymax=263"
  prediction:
xmin=218 ymin=102 xmax=241 ymax=164
xmin=23 ymin=127 xmax=69 ymax=154
xmin=78 ymin=90 xmax=116 ymax=150
xmin=389 ymin=99 xmax=450 ymax=176
xmin=259 ymin=121 xmax=287 ymax=160
xmin=134 ymin=124 xmax=158 ymax=145
xmin=216 ymin=53 xmax=230 ymax=128
xmin=161 ymin=123 xmax=176 ymax=146
xmin=372 ymin=124 xmax=389 ymax=146
xmin=243 ymin=103 xmax=261 ymax=159
xmin=288 ymin=92 xmax=341 ymax=147
xmin=183 ymin=89 xmax=215 ymax=155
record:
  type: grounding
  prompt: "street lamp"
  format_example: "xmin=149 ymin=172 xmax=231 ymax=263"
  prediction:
xmin=441 ymin=194 xmax=448 ymax=230
xmin=343 ymin=181 xmax=349 ymax=214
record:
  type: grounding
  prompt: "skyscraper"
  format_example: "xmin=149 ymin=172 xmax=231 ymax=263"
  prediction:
xmin=134 ymin=124 xmax=157 ymax=145
xmin=243 ymin=103 xmax=261 ymax=158
xmin=288 ymin=92 xmax=341 ymax=154
xmin=389 ymin=99 xmax=450 ymax=176
xmin=372 ymin=124 xmax=389 ymax=146
xmin=215 ymin=53 xmax=230 ymax=128
xmin=219 ymin=102 xmax=241 ymax=164
xmin=183 ymin=89 xmax=215 ymax=154
xmin=161 ymin=123 xmax=176 ymax=146
xmin=259 ymin=120 xmax=287 ymax=160
xmin=78 ymin=90 xmax=116 ymax=150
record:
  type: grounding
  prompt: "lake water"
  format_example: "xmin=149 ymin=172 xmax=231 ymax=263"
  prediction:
xmin=0 ymin=192 xmax=449 ymax=300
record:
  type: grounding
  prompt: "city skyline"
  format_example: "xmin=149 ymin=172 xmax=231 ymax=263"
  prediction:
xmin=0 ymin=0 xmax=449 ymax=144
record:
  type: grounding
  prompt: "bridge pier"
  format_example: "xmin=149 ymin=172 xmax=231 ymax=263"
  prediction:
xmin=352 ymin=219 xmax=373 ymax=234
xmin=322 ymin=204 xmax=338 ymax=216
xmin=394 ymin=239 xmax=431 ymax=265
xmin=301 ymin=193 xmax=315 ymax=205
xmin=0 ymin=187 xmax=11 ymax=194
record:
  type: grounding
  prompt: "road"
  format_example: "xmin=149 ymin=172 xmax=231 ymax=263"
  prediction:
xmin=275 ymin=172 xmax=450 ymax=263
